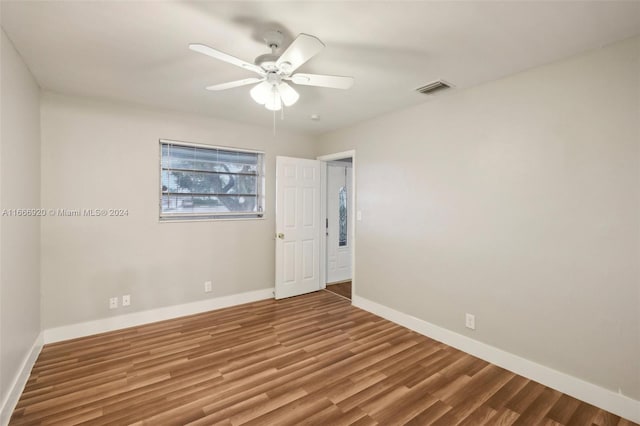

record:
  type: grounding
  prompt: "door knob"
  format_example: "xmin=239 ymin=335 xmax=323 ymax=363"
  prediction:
xmin=277 ymin=233 xmax=285 ymax=239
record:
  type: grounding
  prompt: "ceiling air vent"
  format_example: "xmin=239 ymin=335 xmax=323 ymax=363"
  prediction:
xmin=415 ymin=80 xmax=451 ymax=95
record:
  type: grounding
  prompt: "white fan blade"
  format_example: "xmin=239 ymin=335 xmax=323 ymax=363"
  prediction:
xmin=189 ymin=44 xmax=264 ymax=75
xmin=276 ymin=34 xmax=325 ymax=73
xmin=289 ymin=73 xmax=354 ymax=89
xmin=206 ymin=77 xmax=263 ymax=91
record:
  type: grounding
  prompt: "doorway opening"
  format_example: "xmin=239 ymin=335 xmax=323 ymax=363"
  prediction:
xmin=325 ymin=280 xmax=352 ymax=300
xmin=318 ymin=150 xmax=356 ymax=301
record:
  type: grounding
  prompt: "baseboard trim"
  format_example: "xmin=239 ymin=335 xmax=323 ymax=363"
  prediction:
xmin=44 ymin=288 xmax=274 ymax=344
xmin=0 ymin=331 xmax=44 ymax=426
xmin=352 ymin=295 xmax=640 ymax=423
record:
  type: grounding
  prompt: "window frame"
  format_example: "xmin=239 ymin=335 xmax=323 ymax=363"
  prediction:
xmin=158 ymin=139 xmax=265 ymax=222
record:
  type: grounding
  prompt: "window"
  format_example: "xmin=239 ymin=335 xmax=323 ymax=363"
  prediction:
xmin=338 ymin=186 xmax=348 ymax=246
xmin=160 ymin=140 xmax=264 ymax=220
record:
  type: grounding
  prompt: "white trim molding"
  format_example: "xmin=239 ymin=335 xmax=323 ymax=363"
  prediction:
xmin=44 ymin=288 xmax=274 ymax=344
xmin=352 ymin=295 xmax=640 ymax=423
xmin=317 ymin=149 xmax=357 ymax=299
xmin=0 ymin=332 xmax=44 ymax=426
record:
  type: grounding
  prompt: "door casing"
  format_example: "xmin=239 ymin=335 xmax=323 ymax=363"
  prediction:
xmin=317 ymin=150 xmax=356 ymax=299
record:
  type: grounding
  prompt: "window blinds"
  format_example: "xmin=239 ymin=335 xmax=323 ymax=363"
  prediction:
xmin=160 ymin=140 xmax=264 ymax=220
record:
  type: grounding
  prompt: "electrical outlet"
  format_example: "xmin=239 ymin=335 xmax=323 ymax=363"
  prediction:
xmin=465 ymin=313 xmax=475 ymax=330
xmin=109 ymin=297 xmax=118 ymax=310
xmin=204 ymin=281 xmax=213 ymax=293
xmin=122 ymin=294 xmax=131 ymax=307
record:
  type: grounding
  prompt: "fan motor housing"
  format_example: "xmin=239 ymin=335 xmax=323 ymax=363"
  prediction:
xmin=255 ymin=53 xmax=279 ymax=71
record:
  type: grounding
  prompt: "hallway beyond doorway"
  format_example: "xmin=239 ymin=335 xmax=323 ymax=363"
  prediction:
xmin=325 ymin=280 xmax=351 ymax=300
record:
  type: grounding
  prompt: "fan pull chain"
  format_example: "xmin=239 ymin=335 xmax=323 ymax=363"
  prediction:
xmin=273 ymin=108 xmax=276 ymax=136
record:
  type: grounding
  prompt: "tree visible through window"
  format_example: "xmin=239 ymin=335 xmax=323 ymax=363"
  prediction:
xmin=160 ymin=140 xmax=264 ymax=220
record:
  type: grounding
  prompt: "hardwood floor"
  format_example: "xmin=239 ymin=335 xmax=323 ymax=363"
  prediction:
xmin=10 ymin=291 xmax=637 ymax=425
xmin=326 ymin=280 xmax=352 ymax=300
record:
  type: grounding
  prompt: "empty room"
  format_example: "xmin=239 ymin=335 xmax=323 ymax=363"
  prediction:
xmin=1 ymin=1 xmax=639 ymax=425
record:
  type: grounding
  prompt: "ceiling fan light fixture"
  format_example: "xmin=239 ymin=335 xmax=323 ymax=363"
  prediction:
xmin=250 ymin=81 xmax=271 ymax=105
xmin=278 ymin=82 xmax=300 ymax=107
xmin=265 ymin=89 xmax=282 ymax=111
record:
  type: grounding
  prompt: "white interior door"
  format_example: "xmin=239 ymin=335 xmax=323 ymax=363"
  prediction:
xmin=326 ymin=163 xmax=353 ymax=283
xmin=275 ymin=156 xmax=322 ymax=299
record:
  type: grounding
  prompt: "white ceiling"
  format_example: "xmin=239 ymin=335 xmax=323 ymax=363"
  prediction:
xmin=2 ymin=1 xmax=639 ymax=134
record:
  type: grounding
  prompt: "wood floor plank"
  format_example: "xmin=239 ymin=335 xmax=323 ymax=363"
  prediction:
xmin=373 ymin=374 xmax=443 ymax=424
xmin=431 ymin=365 xmax=515 ymax=425
xmin=505 ymin=380 xmax=547 ymax=414
xmin=458 ymin=404 xmax=497 ymax=425
xmin=8 ymin=291 xmax=637 ymax=426
xmin=547 ymin=394 xmax=584 ymax=424
xmin=512 ymin=387 xmax=563 ymax=425
xmin=484 ymin=374 xmax=530 ymax=411
xmin=566 ymin=403 xmax=600 ymax=426
xmin=406 ymin=400 xmax=453 ymax=425
xmin=488 ymin=407 xmax=522 ymax=425
xmin=241 ymin=393 xmax=334 ymax=426
xmin=593 ymin=409 xmax=624 ymax=426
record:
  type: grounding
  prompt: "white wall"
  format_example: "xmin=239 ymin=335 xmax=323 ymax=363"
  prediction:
xmin=40 ymin=92 xmax=316 ymax=329
xmin=318 ymin=36 xmax=640 ymax=401
xmin=0 ymin=29 xmax=42 ymax=421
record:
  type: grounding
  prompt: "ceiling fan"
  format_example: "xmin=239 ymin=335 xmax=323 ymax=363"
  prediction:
xmin=189 ymin=30 xmax=354 ymax=111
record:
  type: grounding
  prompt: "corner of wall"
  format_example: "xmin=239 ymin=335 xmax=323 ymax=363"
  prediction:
xmin=0 ymin=332 xmax=43 ymax=426
xmin=0 ymin=26 xmax=44 ymax=425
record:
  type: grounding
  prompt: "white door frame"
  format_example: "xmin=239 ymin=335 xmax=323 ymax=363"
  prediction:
xmin=317 ymin=150 xmax=356 ymax=300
